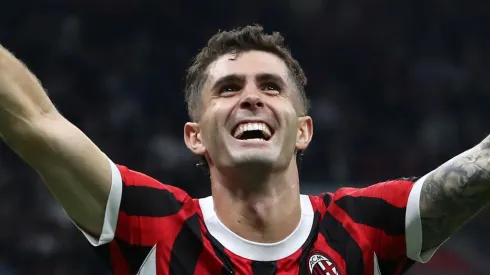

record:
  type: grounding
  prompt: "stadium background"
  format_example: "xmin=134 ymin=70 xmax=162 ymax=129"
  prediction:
xmin=0 ymin=1 xmax=490 ymax=274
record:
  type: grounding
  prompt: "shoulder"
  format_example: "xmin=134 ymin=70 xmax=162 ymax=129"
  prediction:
xmin=116 ymin=164 xmax=192 ymax=202
xmin=308 ymin=178 xmax=419 ymax=216
xmin=112 ymin=164 xmax=196 ymax=220
xmin=333 ymin=178 xmax=417 ymax=203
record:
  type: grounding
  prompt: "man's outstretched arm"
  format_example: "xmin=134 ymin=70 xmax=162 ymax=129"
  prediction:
xmin=420 ymin=135 xmax=490 ymax=251
xmin=0 ymin=44 xmax=112 ymax=238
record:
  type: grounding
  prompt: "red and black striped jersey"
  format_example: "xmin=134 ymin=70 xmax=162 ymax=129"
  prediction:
xmin=78 ymin=161 xmax=440 ymax=275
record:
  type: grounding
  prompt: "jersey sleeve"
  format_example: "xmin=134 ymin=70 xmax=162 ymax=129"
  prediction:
xmin=326 ymin=175 xmax=443 ymax=274
xmin=405 ymin=173 xmax=447 ymax=263
xmin=74 ymin=158 xmax=194 ymax=274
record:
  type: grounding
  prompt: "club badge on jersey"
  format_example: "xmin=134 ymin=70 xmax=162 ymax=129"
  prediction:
xmin=308 ymin=252 xmax=340 ymax=275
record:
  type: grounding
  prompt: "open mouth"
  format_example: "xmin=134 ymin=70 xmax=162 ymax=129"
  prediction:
xmin=232 ymin=122 xmax=274 ymax=141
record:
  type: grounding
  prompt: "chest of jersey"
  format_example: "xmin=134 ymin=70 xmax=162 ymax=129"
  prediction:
xmin=145 ymin=213 xmax=377 ymax=275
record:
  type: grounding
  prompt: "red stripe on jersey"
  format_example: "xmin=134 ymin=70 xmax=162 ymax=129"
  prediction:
xmin=155 ymin=243 xmax=167 ymax=275
xmin=109 ymin=241 xmax=130 ymax=275
xmin=276 ymin=247 xmax=302 ymax=275
xmin=225 ymin=248 xmax=253 ymax=274
xmin=334 ymin=180 xmax=414 ymax=208
xmin=154 ymin=222 xmax=185 ymax=275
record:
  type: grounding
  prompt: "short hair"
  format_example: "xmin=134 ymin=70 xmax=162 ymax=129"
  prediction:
xmin=184 ymin=25 xmax=308 ymax=121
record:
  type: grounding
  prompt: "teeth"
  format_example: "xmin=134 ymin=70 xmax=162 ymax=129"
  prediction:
xmin=233 ymin=122 xmax=272 ymax=139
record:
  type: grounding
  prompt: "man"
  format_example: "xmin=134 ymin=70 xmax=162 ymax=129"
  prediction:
xmin=0 ymin=25 xmax=489 ymax=275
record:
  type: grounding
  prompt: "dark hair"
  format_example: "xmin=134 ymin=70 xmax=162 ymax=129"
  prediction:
xmin=184 ymin=24 xmax=308 ymax=121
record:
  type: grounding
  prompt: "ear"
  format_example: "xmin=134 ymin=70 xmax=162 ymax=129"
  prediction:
xmin=296 ymin=116 xmax=313 ymax=151
xmin=184 ymin=122 xmax=206 ymax=156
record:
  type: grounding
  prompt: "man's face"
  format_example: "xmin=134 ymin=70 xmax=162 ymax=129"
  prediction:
xmin=184 ymin=51 xmax=312 ymax=171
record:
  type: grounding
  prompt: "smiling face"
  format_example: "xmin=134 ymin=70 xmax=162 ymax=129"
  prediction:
xmin=184 ymin=50 xmax=313 ymax=172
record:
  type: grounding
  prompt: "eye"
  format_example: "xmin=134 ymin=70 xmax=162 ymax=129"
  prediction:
xmin=261 ymin=82 xmax=281 ymax=93
xmin=219 ymin=84 xmax=241 ymax=94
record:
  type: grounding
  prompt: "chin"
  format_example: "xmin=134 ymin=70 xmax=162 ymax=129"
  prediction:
xmin=230 ymin=151 xmax=278 ymax=169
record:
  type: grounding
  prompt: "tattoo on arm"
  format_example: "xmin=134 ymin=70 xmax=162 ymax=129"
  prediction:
xmin=420 ymin=136 xmax=490 ymax=251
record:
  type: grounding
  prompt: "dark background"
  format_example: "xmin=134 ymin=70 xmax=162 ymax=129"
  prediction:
xmin=0 ymin=1 xmax=489 ymax=274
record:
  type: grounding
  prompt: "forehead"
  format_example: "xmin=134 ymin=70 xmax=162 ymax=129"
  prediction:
xmin=206 ymin=50 xmax=290 ymax=84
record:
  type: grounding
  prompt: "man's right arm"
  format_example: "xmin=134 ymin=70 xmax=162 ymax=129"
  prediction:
xmin=0 ymin=44 xmax=111 ymax=238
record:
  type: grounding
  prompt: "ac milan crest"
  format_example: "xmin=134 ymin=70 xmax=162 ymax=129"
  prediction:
xmin=308 ymin=253 xmax=340 ymax=275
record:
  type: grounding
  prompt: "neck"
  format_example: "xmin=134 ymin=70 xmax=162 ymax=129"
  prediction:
xmin=209 ymin=159 xmax=302 ymax=243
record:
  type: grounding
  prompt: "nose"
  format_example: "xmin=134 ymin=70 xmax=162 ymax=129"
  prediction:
xmin=239 ymin=89 xmax=264 ymax=110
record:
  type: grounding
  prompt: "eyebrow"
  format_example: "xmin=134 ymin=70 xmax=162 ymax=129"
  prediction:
xmin=211 ymin=73 xmax=287 ymax=91
xmin=211 ymin=74 xmax=245 ymax=91
xmin=256 ymin=73 xmax=287 ymax=87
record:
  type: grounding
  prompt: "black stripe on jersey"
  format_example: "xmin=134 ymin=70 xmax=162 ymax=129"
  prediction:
xmin=205 ymin=231 xmax=236 ymax=274
xmin=169 ymin=213 xmax=203 ymax=275
xmin=120 ymin=184 xmax=183 ymax=217
xmin=323 ymin=193 xmax=332 ymax=208
xmin=115 ymin=238 xmax=154 ymax=274
xmin=299 ymin=211 xmax=321 ymax=275
xmin=321 ymin=212 xmax=364 ymax=275
xmin=252 ymin=261 xmax=277 ymax=275
xmin=334 ymin=196 xmax=405 ymax=236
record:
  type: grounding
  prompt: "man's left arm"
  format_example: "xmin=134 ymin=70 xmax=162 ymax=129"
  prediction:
xmin=419 ymin=134 xmax=490 ymax=252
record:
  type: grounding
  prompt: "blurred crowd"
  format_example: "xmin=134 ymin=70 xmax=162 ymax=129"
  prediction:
xmin=0 ymin=0 xmax=489 ymax=274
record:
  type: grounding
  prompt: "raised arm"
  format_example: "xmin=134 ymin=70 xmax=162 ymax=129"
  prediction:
xmin=0 ymin=44 xmax=111 ymax=237
xmin=419 ymin=135 xmax=490 ymax=251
